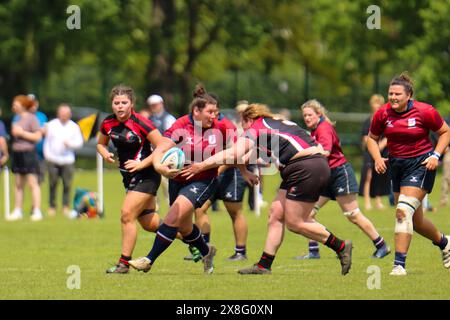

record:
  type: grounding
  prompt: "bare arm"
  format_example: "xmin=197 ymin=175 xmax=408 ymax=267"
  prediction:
xmin=96 ymin=133 xmax=115 ymax=164
xmin=367 ymin=132 xmax=387 ymax=174
xmin=421 ymin=122 xmax=450 ymax=170
xmin=11 ymin=125 xmax=42 ymax=143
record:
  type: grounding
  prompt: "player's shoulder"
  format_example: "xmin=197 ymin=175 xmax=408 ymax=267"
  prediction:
xmin=413 ymin=100 xmax=436 ymax=114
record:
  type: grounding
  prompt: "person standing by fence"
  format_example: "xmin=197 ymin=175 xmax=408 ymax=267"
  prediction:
xmin=43 ymin=104 xmax=84 ymax=217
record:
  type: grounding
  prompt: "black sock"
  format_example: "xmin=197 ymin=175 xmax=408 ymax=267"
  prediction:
xmin=203 ymin=232 xmax=210 ymax=245
xmin=146 ymin=223 xmax=178 ymax=264
xmin=119 ymin=255 xmax=131 ymax=266
xmin=257 ymin=252 xmax=275 ymax=270
xmin=235 ymin=245 xmax=246 ymax=255
xmin=183 ymin=224 xmax=210 ymax=257
xmin=373 ymin=236 xmax=385 ymax=249
xmin=433 ymin=234 xmax=448 ymax=250
xmin=324 ymin=233 xmax=345 ymax=253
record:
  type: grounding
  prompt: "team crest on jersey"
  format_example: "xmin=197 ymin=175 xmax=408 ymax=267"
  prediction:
xmin=208 ymin=135 xmax=216 ymax=145
xmin=185 ymin=136 xmax=194 ymax=145
xmin=407 ymin=118 xmax=416 ymax=128
xmin=386 ymin=120 xmax=394 ymax=128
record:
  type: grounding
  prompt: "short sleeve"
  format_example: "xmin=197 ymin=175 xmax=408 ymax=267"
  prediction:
xmin=164 ymin=118 xmax=185 ymax=144
xmin=315 ymin=124 xmax=333 ymax=152
xmin=0 ymin=121 xmax=6 ymax=137
xmin=369 ymin=108 xmax=385 ymax=137
xmin=422 ymin=105 xmax=444 ymax=132
xmin=100 ymin=119 xmax=109 ymax=136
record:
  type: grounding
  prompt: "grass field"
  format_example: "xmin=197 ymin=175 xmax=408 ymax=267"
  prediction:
xmin=1 ymin=169 xmax=450 ymax=300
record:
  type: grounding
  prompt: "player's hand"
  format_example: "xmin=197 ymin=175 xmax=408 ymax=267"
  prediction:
xmin=103 ymin=152 xmax=115 ymax=164
xmin=242 ymin=169 xmax=259 ymax=186
xmin=157 ymin=164 xmax=180 ymax=179
xmin=181 ymin=163 xmax=204 ymax=180
xmin=421 ymin=154 xmax=439 ymax=170
xmin=124 ymin=159 xmax=143 ymax=173
xmin=374 ymin=157 xmax=388 ymax=174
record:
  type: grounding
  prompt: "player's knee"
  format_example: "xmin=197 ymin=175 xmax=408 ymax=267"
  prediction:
xmin=343 ymin=208 xmax=361 ymax=223
xmin=394 ymin=195 xmax=420 ymax=234
xmin=120 ymin=208 xmax=135 ymax=224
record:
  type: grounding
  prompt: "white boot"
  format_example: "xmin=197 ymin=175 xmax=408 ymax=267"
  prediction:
xmin=30 ymin=208 xmax=43 ymax=221
xmin=6 ymin=208 xmax=23 ymax=221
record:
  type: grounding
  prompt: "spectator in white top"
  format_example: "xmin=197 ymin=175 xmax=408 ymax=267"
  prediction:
xmin=44 ymin=104 xmax=83 ymax=217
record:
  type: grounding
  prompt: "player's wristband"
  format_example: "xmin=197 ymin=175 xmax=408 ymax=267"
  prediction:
xmin=431 ymin=151 xmax=441 ymax=159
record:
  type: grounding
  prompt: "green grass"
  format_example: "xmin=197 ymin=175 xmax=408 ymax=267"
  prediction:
xmin=1 ymin=169 xmax=450 ymax=300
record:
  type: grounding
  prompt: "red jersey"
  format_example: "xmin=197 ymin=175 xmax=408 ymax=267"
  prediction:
xmin=244 ymin=117 xmax=317 ymax=166
xmin=370 ymin=100 xmax=444 ymax=158
xmin=164 ymin=114 xmax=228 ymax=182
xmin=216 ymin=113 xmax=238 ymax=147
xmin=100 ymin=111 xmax=157 ymax=171
xmin=311 ymin=118 xmax=347 ymax=169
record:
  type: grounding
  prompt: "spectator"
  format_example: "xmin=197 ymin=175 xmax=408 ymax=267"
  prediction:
xmin=0 ymin=108 xmax=8 ymax=167
xmin=439 ymin=115 xmax=450 ymax=207
xmin=359 ymin=94 xmax=392 ymax=210
xmin=146 ymin=94 xmax=176 ymax=205
xmin=43 ymin=104 xmax=83 ymax=217
xmin=8 ymin=95 xmax=43 ymax=221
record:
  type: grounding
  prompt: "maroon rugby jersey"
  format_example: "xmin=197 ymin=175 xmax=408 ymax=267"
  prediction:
xmin=164 ymin=114 xmax=228 ymax=182
xmin=370 ymin=100 xmax=444 ymax=158
xmin=311 ymin=118 xmax=347 ymax=169
xmin=100 ymin=110 xmax=157 ymax=171
xmin=244 ymin=117 xmax=317 ymax=166
xmin=216 ymin=113 xmax=238 ymax=146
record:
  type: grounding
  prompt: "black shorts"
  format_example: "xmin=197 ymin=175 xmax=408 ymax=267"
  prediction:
xmin=280 ymin=154 xmax=330 ymax=202
xmin=321 ymin=162 xmax=359 ymax=200
xmin=210 ymin=167 xmax=246 ymax=203
xmin=169 ymin=178 xmax=218 ymax=209
xmin=11 ymin=150 xmax=39 ymax=175
xmin=390 ymin=152 xmax=436 ymax=194
xmin=121 ymin=167 xmax=161 ymax=195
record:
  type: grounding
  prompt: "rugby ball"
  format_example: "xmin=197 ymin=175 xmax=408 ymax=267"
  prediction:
xmin=161 ymin=147 xmax=185 ymax=170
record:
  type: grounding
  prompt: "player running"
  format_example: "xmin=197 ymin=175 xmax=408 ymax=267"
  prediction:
xmin=128 ymin=85 xmax=256 ymax=274
xmin=99 ymin=85 xmax=176 ymax=274
xmin=182 ymin=103 xmax=353 ymax=275
xmin=367 ymin=73 xmax=450 ymax=275
xmin=295 ymin=99 xmax=390 ymax=260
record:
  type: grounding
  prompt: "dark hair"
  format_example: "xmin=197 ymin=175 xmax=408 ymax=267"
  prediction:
xmin=110 ymin=85 xmax=135 ymax=104
xmin=389 ymin=72 xmax=414 ymax=97
xmin=189 ymin=84 xmax=217 ymax=113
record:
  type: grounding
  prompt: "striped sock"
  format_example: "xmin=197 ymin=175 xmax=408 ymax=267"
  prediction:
xmin=235 ymin=245 xmax=246 ymax=255
xmin=324 ymin=233 xmax=345 ymax=253
xmin=257 ymin=252 xmax=275 ymax=270
xmin=373 ymin=236 xmax=385 ymax=249
xmin=184 ymin=225 xmax=210 ymax=257
xmin=433 ymin=233 xmax=448 ymax=250
xmin=146 ymin=223 xmax=178 ymax=264
xmin=394 ymin=252 xmax=407 ymax=268
xmin=309 ymin=241 xmax=320 ymax=254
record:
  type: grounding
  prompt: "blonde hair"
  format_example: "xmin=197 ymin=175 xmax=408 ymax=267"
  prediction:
xmin=369 ymin=94 xmax=385 ymax=106
xmin=301 ymin=99 xmax=334 ymax=126
xmin=241 ymin=103 xmax=274 ymax=121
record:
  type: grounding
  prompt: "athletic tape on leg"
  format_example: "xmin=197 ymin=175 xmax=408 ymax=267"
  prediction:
xmin=343 ymin=208 xmax=361 ymax=217
xmin=395 ymin=194 xmax=421 ymax=234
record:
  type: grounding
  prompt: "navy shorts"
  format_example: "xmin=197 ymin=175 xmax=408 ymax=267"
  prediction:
xmin=210 ymin=167 xmax=246 ymax=203
xmin=321 ymin=162 xmax=359 ymax=200
xmin=389 ymin=151 xmax=436 ymax=194
xmin=121 ymin=167 xmax=161 ymax=195
xmin=280 ymin=154 xmax=330 ymax=202
xmin=169 ymin=178 xmax=218 ymax=209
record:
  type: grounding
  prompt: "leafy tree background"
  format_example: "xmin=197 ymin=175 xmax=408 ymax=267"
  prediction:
xmin=0 ymin=0 xmax=449 ymax=119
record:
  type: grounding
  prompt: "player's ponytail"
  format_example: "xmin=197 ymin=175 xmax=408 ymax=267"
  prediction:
xmin=390 ymin=72 xmax=414 ymax=98
xmin=242 ymin=103 xmax=274 ymax=121
xmin=190 ymin=84 xmax=217 ymax=112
